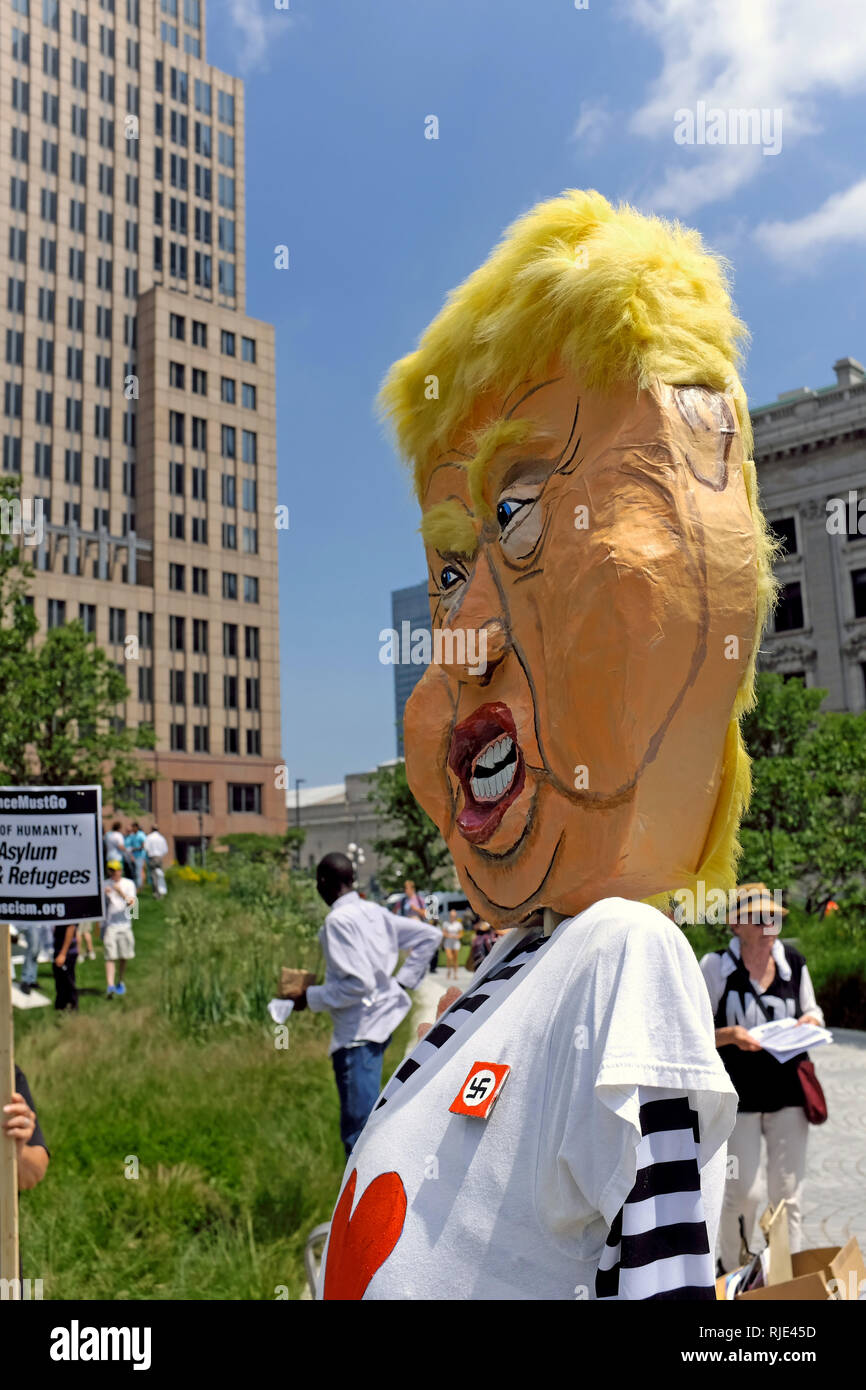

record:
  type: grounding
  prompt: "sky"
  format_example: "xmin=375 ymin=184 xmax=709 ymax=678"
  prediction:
xmin=205 ymin=0 xmax=866 ymax=787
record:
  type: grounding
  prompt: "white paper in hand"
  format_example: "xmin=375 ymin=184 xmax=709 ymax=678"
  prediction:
xmin=749 ymin=1016 xmax=833 ymax=1060
xmin=267 ymin=998 xmax=295 ymax=1025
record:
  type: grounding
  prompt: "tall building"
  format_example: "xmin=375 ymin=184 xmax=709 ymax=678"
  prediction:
xmin=754 ymin=356 xmax=866 ymax=712
xmin=391 ymin=580 xmax=430 ymax=757
xmin=1 ymin=0 xmax=284 ymax=860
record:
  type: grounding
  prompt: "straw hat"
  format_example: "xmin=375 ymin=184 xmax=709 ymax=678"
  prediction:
xmin=730 ymin=882 xmax=788 ymax=924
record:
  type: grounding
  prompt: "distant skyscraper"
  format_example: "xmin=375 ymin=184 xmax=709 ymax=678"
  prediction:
xmin=1 ymin=0 xmax=284 ymax=861
xmin=391 ymin=580 xmax=430 ymax=756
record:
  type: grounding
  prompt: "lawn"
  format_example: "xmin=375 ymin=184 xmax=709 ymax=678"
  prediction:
xmin=13 ymin=880 xmax=411 ymax=1300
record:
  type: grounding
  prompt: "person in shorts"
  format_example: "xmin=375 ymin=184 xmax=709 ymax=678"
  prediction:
xmin=103 ymin=859 xmax=137 ymax=998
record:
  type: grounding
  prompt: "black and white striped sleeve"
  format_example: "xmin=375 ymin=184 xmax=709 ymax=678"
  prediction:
xmin=595 ymin=1089 xmax=715 ymax=1300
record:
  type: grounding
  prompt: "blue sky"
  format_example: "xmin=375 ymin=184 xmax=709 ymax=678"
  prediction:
xmin=206 ymin=0 xmax=866 ymax=786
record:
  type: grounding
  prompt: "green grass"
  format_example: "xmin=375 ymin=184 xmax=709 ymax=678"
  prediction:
xmin=13 ymin=886 xmax=411 ymax=1300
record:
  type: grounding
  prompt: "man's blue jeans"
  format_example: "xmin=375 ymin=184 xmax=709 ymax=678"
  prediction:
xmin=20 ymin=925 xmax=41 ymax=986
xmin=331 ymin=1037 xmax=391 ymax=1157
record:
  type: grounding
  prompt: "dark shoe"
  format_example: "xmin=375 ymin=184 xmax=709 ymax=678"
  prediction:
xmin=20 ymin=982 xmax=31 ymax=995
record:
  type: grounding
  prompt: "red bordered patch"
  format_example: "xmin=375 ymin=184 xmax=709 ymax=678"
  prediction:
xmin=449 ymin=1061 xmax=510 ymax=1119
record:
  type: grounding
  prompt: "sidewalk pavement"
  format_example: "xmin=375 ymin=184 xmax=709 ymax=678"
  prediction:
xmin=794 ymin=1028 xmax=866 ymax=1249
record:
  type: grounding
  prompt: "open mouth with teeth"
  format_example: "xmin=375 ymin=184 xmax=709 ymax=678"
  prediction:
xmin=448 ymin=701 xmax=526 ymax=845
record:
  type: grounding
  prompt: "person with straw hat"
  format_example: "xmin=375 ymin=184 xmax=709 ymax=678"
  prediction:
xmin=699 ymin=883 xmax=825 ymax=1272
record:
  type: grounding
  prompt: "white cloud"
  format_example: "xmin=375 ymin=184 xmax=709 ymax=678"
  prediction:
xmin=571 ymin=101 xmax=610 ymax=153
xmin=225 ymin=0 xmax=292 ymax=73
xmin=624 ymin=0 xmax=866 ymax=213
xmin=754 ymin=178 xmax=866 ymax=265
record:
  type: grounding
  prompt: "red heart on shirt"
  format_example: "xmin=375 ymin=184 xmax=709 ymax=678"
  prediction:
xmin=323 ymin=1168 xmax=407 ymax=1301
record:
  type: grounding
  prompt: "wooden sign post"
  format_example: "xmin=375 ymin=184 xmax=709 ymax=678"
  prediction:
xmin=0 ymin=925 xmax=19 ymax=1295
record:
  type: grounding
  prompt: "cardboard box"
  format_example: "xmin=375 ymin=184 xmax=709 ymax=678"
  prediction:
xmin=717 ymin=1238 xmax=866 ymax=1301
xmin=278 ymin=967 xmax=316 ymax=1000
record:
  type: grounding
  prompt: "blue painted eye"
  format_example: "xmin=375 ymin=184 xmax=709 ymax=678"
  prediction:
xmin=497 ymin=498 xmax=525 ymax=529
xmin=440 ymin=566 xmax=462 ymax=590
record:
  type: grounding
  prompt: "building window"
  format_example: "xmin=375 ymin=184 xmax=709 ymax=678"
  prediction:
xmin=79 ymin=603 xmax=96 ymax=634
xmin=222 ymin=523 xmax=237 ymax=550
xmin=169 ymin=411 xmax=185 ymax=445
xmin=138 ymin=612 xmax=153 ymax=648
xmin=223 ymin=675 xmax=238 ymax=709
xmin=222 ymin=572 xmax=237 ymax=600
xmin=246 ymin=729 xmax=261 ymax=756
xmin=173 ymin=781 xmax=210 ymax=813
xmin=218 ymin=91 xmax=235 ymax=126
xmin=852 ymin=569 xmax=866 ymax=620
xmin=221 ymin=331 xmax=236 ymax=357
xmin=138 ymin=665 xmax=153 ymax=702
xmin=242 ymin=528 xmax=258 ymax=555
xmin=245 ymin=678 xmax=260 ymax=711
xmin=224 ymin=727 xmax=239 ymax=755
xmin=774 ymin=581 xmax=804 ymax=633
xmin=192 ymin=618 xmax=208 ymax=653
xmin=108 ymin=608 xmax=126 ymax=644
xmin=218 ymin=259 xmax=235 ymax=297
xmin=169 ymin=513 xmax=185 ymax=540
xmin=228 ymin=784 xmax=261 ymax=815
xmin=170 ymin=669 xmax=185 ymax=704
xmin=169 ymin=563 xmax=185 ymax=591
xmin=195 ymin=79 xmax=211 ymax=114
xmin=47 ymin=599 xmax=66 ymax=629
xmin=170 ymin=313 xmax=185 ymax=341
xmin=192 ymin=320 xmax=207 ymax=348
xmin=770 ymin=516 xmax=798 ymax=557
xmin=169 ymin=362 xmax=185 ymax=390
xmin=192 ymin=671 xmax=208 ymax=705
xmin=221 ymin=425 xmax=236 ymax=458
xmin=191 ymin=417 xmax=207 ymax=449
xmin=191 ymin=517 xmax=207 ymax=544
xmin=242 ymin=479 xmax=257 ymax=512
xmin=223 ymin=623 xmax=238 ymax=657
xmin=169 ymin=615 xmax=185 ymax=651
xmin=242 ymin=431 xmax=257 ymax=465
xmin=221 ymin=377 xmax=236 ymax=405
xmin=193 ymin=724 xmax=209 ymax=751
xmin=192 ymin=566 xmax=208 ymax=595
xmin=242 ymin=384 xmax=257 ymax=411
xmin=191 ymin=368 xmax=207 ymax=395
xmin=244 ymin=626 xmax=260 ymax=661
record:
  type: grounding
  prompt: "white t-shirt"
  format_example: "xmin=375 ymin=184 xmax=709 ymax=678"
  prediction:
xmin=144 ymin=831 xmax=169 ymax=860
xmin=317 ymin=897 xmax=737 ymax=1301
xmin=104 ymin=878 xmax=136 ymax=929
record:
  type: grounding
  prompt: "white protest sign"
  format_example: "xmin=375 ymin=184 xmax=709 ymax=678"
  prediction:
xmin=0 ymin=786 xmax=104 ymax=925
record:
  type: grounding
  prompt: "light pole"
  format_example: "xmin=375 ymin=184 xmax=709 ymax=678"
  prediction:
xmin=347 ymin=842 xmax=365 ymax=888
xmin=294 ymin=777 xmax=305 ymax=870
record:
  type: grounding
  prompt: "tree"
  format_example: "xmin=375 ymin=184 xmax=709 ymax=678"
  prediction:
xmin=739 ymin=673 xmax=824 ymax=887
xmin=368 ymin=761 xmax=454 ymax=893
xmin=0 ymin=476 xmax=156 ymax=808
xmin=740 ymin=673 xmax=866 ymax=912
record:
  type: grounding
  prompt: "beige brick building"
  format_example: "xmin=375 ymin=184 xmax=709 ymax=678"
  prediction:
xmin=1 ymin=0 xmax=285 ymax=860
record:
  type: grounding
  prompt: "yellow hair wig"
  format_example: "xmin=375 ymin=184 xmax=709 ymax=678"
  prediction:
xmin=379 ymin=189 xmax=777 ymax=914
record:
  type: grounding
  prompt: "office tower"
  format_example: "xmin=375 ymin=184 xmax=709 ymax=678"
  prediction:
xmin=391 ymin=580 xmax=430 ymax=758
xmin=1 ymin=0 xmax=284 ymax=859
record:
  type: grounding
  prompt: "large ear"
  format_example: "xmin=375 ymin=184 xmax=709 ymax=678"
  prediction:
xmin=673 ymin=386 xmax=738 ymax=491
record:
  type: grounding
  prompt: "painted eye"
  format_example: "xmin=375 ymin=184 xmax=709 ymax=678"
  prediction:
xmin=496 ymin=498 xmax=525 ymax=529
xmin=440 ymin=565 xmax=463 ymax=591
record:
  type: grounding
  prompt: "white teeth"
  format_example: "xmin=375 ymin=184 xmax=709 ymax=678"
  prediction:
xmin=475 ymin=735 xmax=513 ymax=773
xmin=470 ymin=757 xmax=517 ymax=803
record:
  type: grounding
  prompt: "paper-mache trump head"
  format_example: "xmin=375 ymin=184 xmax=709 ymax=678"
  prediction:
xmin=379 ymin=190 xmax=775 ymax=929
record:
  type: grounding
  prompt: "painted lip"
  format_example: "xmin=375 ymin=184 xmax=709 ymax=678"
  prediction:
xmin=448 ymin=701 xmax=526 ymax=845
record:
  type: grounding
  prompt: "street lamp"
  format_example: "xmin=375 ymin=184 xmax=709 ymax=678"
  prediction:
xmin=294 ymin=778 xmax=305 ymax=870
xmin=347 ymin=842 xmax=365 ymax=887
